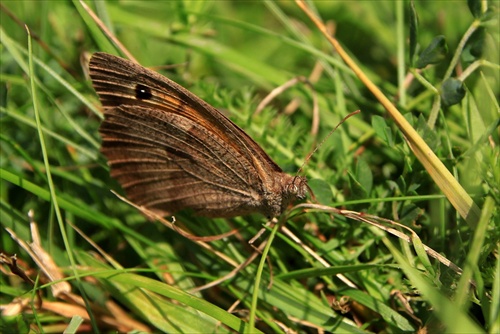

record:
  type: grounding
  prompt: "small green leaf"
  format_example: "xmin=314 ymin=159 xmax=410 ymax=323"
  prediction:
xmin=467 ymin=0 xmax=483 ymax=18
xmin=307 ymin=178 xmax=333 ymax=205
xmin=386 ymin=180 xmax=400 ymax=193
xmin=372 ymin=115 xmax=394 ymax=146
xmin=441 ymin=78 xmax=466 ymax=107
xmin=348 ymin=170 xmax=367 ymax=199
xmin=411 ymin=233 xmax=435 ymax=277
xmin=65 ymin=316 xmax=85 ymax=334
xmin=416 ymin=115 xmax=439 ymax=151
xmin=407 ymin=180 xmax=422 ymax=193
xmin=356 ymin=158 xmax=373 ymax=196
xmin=399 ymin=204 xmax=422 ymax=226
xmin=397 ymin=175 xmax=408 ymax=194
xmin=415 ymin=35 xmax=448 ymax=68
xmin=462 ymin=27 xmax=485 ymax=64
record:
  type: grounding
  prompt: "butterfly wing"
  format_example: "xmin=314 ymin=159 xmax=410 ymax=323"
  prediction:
xmin=89 ymin=52 xmax=287 ymax=217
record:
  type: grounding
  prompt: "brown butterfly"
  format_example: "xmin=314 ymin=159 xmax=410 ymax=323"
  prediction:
xmin=89 ymin=52 xmax=308 ymax=218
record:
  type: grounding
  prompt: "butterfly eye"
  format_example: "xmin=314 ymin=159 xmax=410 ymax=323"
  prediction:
xmin=135 ymin=84 xmax=153 ymax=100
xmin=286 ymin=183 xmax=300 ymax=196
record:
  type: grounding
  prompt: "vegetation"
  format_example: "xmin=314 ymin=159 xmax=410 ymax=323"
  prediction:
xmin=1 ymin=1 xmax=498 ymax=333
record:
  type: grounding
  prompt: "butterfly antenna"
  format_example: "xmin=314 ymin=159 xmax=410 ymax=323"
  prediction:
xmin=296 ymin=110 xmax=361 ymax=176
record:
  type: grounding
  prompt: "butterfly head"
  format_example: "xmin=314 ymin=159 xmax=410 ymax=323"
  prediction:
xmin=279 ymin=175 xmax=309 ymax=214
xmin=287 ymin=175 xmax=309 ymax=200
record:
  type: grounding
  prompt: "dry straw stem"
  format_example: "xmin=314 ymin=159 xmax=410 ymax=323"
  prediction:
xmin=79 ymin=0 xmax=136 ymax=62
xmin=296 ymin=1 xmax=481 ymax=227
xmin=293 ymin=203 xmax=465 ymax=277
